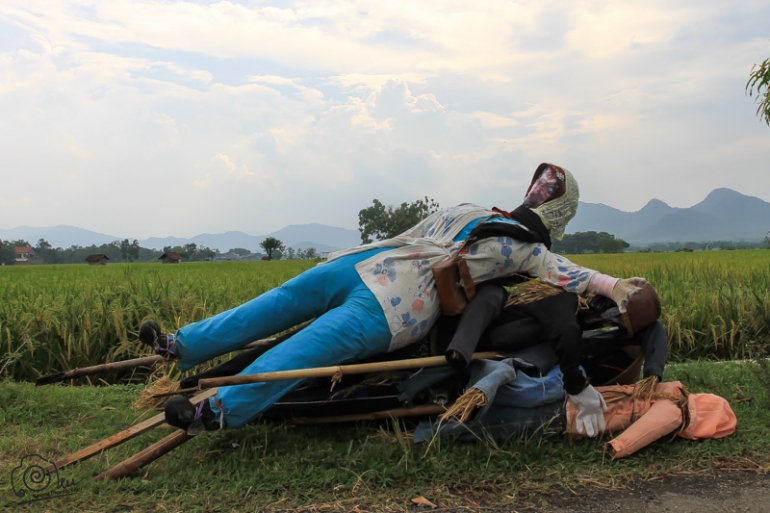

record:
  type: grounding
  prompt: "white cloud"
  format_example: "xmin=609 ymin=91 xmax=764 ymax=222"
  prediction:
xmin=0 ymin=0 xmax=768 ymax=238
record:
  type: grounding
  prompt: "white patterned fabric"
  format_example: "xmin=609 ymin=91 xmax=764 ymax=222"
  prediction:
xmin=327 ymin=203 xmax=597 ymax=351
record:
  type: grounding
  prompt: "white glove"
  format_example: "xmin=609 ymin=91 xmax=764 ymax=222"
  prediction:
xmin=612 ymin=277 xmax=647 ymax=314
xmin=568 ymin=384 xmax=608 ymax=437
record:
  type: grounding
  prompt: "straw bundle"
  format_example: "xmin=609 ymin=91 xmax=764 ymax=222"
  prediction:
xmin=438 ymin=387 xmax=486 ymax=424
xmin=133 ymin=375 xmax=180 ymax=411
xmin=505 ymin=277 xmax=563 ymax=307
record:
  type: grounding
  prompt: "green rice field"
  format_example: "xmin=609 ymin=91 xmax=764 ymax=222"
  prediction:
xmin=1 ymin=250 xmax=769 ymax=383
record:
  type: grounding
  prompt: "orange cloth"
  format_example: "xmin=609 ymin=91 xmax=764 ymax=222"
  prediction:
xmin=565 ymin=381 xmax=737 ymax=458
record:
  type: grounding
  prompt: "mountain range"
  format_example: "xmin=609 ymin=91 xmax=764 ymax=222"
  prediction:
xmin=1 ymin=188 xmax=768 ymax=252
xmin=567 ymin=188 xmax=770 ymax=244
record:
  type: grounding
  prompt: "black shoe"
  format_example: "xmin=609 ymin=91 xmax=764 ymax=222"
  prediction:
xmin=139 ymin=320 xmax=178 ymax=359
xmin=165 ymin=396 xmax=220 ymax=434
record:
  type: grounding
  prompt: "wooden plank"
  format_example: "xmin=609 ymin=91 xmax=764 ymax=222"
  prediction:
xmin=48 ymin=388 xmax=217 ymax=472
xmin=92 ymin=430 xmax=192 ymax=481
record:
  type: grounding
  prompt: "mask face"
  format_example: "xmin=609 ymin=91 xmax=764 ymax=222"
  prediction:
xmin=523 ymin=164 xmax=567 ymax=208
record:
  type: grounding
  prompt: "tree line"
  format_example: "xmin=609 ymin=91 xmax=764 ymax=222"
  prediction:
xmin=0 ymin=238 xmax=321 ymax=265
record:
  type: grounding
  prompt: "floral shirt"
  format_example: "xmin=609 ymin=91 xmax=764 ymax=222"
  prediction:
xmin=327 ymin=203 xmax=597 ymax=351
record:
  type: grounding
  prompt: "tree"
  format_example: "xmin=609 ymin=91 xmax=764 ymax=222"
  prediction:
xmin=358 ymin=196 xmax=440 ymax=243
xmin=120 ymin=239 xmax=133 ymax=261
xmin=285 ymin=247 xmax=296 ymax=260
xmin=197 ymin=246 xmax=217 ymax=261
xmin=260 ymin=237 xmax=285 ymax=260
xmin=0 ymin=240 xmax=14 ymax=265
xmin=183 ymin=243 xmax=198 ymax=260
xmin=552 ymin=231 xmax=629 ymax=254
xmin=747 ymin=52 xmax=770 ymax=125
xmin=303 ymin=247 xmax=318 ymax=260
xmin=35 ymin=238 xmax=61 ymax=264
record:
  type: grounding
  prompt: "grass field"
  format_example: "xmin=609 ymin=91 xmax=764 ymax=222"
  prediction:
xmin=1 ymin=250 xmax=769 ymax=383
xmin=2 ymin=360 xmax=769 ymax=512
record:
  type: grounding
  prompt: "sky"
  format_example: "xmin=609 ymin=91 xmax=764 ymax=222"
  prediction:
xmin=1 ymin=1 xmax=769 ymax=239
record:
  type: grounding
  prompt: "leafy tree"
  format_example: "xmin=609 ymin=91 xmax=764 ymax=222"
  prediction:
xmin=552 ymin=231 xmax=629 ymax=254
xmin=120 ymin=239 xmax=140 ymax=262
xmin=35 ymin=238 xmax=62 ymax=264
xmin=765 ymin=231 xmax=770 ymax=247
xmin=285 ymin=247 xmax=296 ymax=260
xmin=0 ymin=240 xmax=15 ymax=265
xmin=303 ymin=247 xmax=318 ymax=260
xmin=747 ymin=53 xmax=770 ymax=126
xmin=260 ymin=237 xmax=285 ymax=260
xmin=183 ymin=243 xmax=198 ymax=260
xmin=358 ymin=196 xmax=440 ymax=243
xmin=197 ymin=246 xmax=218 ymax=261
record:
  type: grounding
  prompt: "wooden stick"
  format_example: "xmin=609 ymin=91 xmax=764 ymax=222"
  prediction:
xmin=35 ymin=356 xmax=164 ymax=386
xmin=59 ymin=348 xmax=493 ymax=478
xmin=35 ymin=321 xmax=311 ymax=386
xmin=151 ymin=386 xmax=199 ymax=398
xmin=92 ymin=429 xmax=192 ymax=482
xmin=198 ymin=352 xmax=502 ymax=389
xmin=47 ymin=388 xmax=218 ymax=473
xmin=291 ymin=403 xmax=446 ymax=424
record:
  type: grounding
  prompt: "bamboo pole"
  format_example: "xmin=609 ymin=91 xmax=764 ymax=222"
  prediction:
xmin=93 ymin=403 xmax=448 ymax=480
xmin=92 ymin=429 xmax=192 ymax=482
xmin=35 ymin=356 xmax=164 ymax=386
xmin=291 ymin=403 xmax=446 ymax=424
xmin=35 ymin=321 xmax=311 ymax=386
xmin=47 ymin=388 xmax=218 ymax=473
xmin=63 ymin=351 xmax=498 ymax=479
xmin=198 ymin=352 xmax=501 ymax=390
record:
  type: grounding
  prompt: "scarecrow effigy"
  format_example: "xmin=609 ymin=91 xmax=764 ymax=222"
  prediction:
xmin=139 ymin=163 xmax=647 ymax=435
xmin=35 ymin=162 xmax=736 ymax=479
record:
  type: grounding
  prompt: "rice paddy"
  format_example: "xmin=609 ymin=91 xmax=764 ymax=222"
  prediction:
xmin=1 ymin=250 xmax=768 ymax=383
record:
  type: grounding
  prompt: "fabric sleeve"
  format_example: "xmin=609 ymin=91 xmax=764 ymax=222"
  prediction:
xmin=464 ymin=239 xmax=597 ymax=295
xmin=514 ymin=292 xmax=586 ymax=395
xmin=445 ymin=284 xmax=508 ymax=369
xmin=606 ymin=399 xmax=683 ymax=459
xmin=635 ymin=320 xmax=669 ymax=379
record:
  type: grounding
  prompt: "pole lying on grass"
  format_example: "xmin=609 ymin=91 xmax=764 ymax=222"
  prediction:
xmin=35 ymin=321 xmax=311 ymax=386
xmin=46 ymin=388 xmax=218 ymax=474
xmin=35 ymin=356 xmax=164 ymax=386
xmin=196 ymin=352 xmax=502 ymax=390
xmin=68 ymin=351 xmax=501 ymax=480
xmin=94 ymin=403 xmax=448 ymax=481
xmin=290 ymin=403 xmax=447 ymax=424
xmin=92 ymin=430 xmax=193 ymax=482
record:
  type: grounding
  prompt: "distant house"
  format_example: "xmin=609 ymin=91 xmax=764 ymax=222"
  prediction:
xmin=14 ymin=246 xmax=40 ymax=265
xmin=85 ymin=254 xmax=109 ymax=265
xmin=158 ymin=252 xmax=183 ymax=264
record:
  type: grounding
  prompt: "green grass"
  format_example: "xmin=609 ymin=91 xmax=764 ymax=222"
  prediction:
xmin=2 ymin=250 xmax=770 ymax=383
xmin=2 ymin=360 xmax=769 ymax=512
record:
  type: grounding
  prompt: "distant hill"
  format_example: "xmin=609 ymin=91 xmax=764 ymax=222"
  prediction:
xmin=3 ymin=189 xmax=767 ymax=250
xmin=0 ymin=225 xmax=122 ymax=248
xmin=139 ymin=224 xmax=362 ymax=253
xmin=568 ymin=188 xmax=770 ymax=245
xmin=0 ymin=223 xmax=362 ymax=254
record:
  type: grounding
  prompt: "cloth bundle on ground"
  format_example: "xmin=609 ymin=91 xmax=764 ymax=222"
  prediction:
xmin=415 ymin=373 xmax=736 ymax=458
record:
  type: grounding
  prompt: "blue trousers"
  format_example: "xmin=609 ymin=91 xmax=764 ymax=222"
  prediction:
xmin=174 ymin=248 xmax=392 ymax=428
